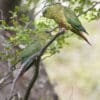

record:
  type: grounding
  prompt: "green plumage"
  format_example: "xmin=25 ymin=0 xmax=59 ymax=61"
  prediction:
xmin=19 ymin=40 xmax=41 ymax=74
xmin=43 ymin=3 xmax=87 ymax=32
xmin=20 ymin=32 xmax=49 ymax=75
xmin=43 ymin=4 xmax=71 ymax=29
xmin=21 ymin=41 xmax=41 ymax=62
xmin=63 ymin=7 xmax=88 ymax=34
xmin=43 ymin=3 xmax=91 ymax=45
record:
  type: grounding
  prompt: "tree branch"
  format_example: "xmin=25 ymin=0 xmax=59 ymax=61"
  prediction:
xmin=9 ymin=53 xmax=38 ymax=99
xmin=77 ymin=1 xmax=100 ymax=17
xmin=24 ymin=58 xmax=41 ymax=100
xmin=9 ymin=29 xmax=65 ymax=100
xmin=23 ymin=29 xmax=65 ymax=100
xmin=39 ymin=29 xmax=65 ymax=57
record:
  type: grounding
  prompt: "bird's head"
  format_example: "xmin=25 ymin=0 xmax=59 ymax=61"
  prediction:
xmin=43 ymin=6 xmax=52 ymax=18
xmin=43 ymin=3 xmax=62 ymax=19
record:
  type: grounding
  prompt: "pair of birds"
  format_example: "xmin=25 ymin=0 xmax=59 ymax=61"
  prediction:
xmin=19 ymin=3 xmax=91 ymax=76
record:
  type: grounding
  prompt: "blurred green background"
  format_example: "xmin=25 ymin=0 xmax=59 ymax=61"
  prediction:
xmin=44 ymin=20 xmax=100 ymax=100
xmin=0 ymin=0 xmax=99 ymax=99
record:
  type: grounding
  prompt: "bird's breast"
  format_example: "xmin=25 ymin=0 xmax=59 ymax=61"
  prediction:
xmin=59 ymin=21 xmax=66 ymax=28
xmin=59 ymin=21 xmax=71 ymax=30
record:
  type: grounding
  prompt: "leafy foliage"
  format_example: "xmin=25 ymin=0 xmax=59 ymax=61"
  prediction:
xmin=0 ymin=0 xmax=100 ymax=65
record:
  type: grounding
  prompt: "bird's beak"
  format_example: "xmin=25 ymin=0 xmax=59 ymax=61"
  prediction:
xmin=79 ymin=32 xmax=92 ymax=46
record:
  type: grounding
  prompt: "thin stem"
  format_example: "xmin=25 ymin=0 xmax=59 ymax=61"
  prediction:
xmin=77 ymin=1 xmax=100 ymax=17
xmin=24 ymin=58 xmax=40 ymax=100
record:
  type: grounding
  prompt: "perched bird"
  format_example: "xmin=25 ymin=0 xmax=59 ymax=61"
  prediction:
xmin=43 ymin=3 xmax=91 ymax=45
xmin=20 ymin=40 xmax=41 ymax=75
xmin=17 ymin=32 xmax=50 ymax=76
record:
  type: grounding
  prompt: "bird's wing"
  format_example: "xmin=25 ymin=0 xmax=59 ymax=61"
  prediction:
xmin=21 ymin=41 xmax=41 ymax=62
xmin=64 ymin=7 xmax=88 ymax=33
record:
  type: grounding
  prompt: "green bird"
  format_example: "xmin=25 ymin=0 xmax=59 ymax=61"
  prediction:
xmin=43 ymin=3 xmax=91 ymax=45
xmin=18 ymin=32 xmax=49 ymax=76
xmin=20 ymin=41 xmax=41 ymax=75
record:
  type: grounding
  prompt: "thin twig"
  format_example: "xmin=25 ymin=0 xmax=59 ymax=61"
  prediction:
xmin=42 ymin=54 xmax=53 ymax=60
xmin=77 ymin=1 xmax=100 ymax=17
xmin=39 ymin=29 xmax=65 ymax=57
xmin=0 ymin=70 xmax=14 ymax=89
xmin=24 ymin=1 xmax=47 ymax=29
xmin=9 ymin=53 xmax=38 ymax=99
xmin=24 ymin=58 xmax=40 ymax=100
xmin=45 ymin=26 xmax=58 ymax=33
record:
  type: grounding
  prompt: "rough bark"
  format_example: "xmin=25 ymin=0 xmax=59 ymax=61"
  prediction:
xmin=0 ymin=0 xmax=21 ymax=23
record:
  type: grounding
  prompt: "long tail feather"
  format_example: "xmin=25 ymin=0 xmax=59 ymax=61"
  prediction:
xmin=79 ymin=32 xmax=92 ymax=46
